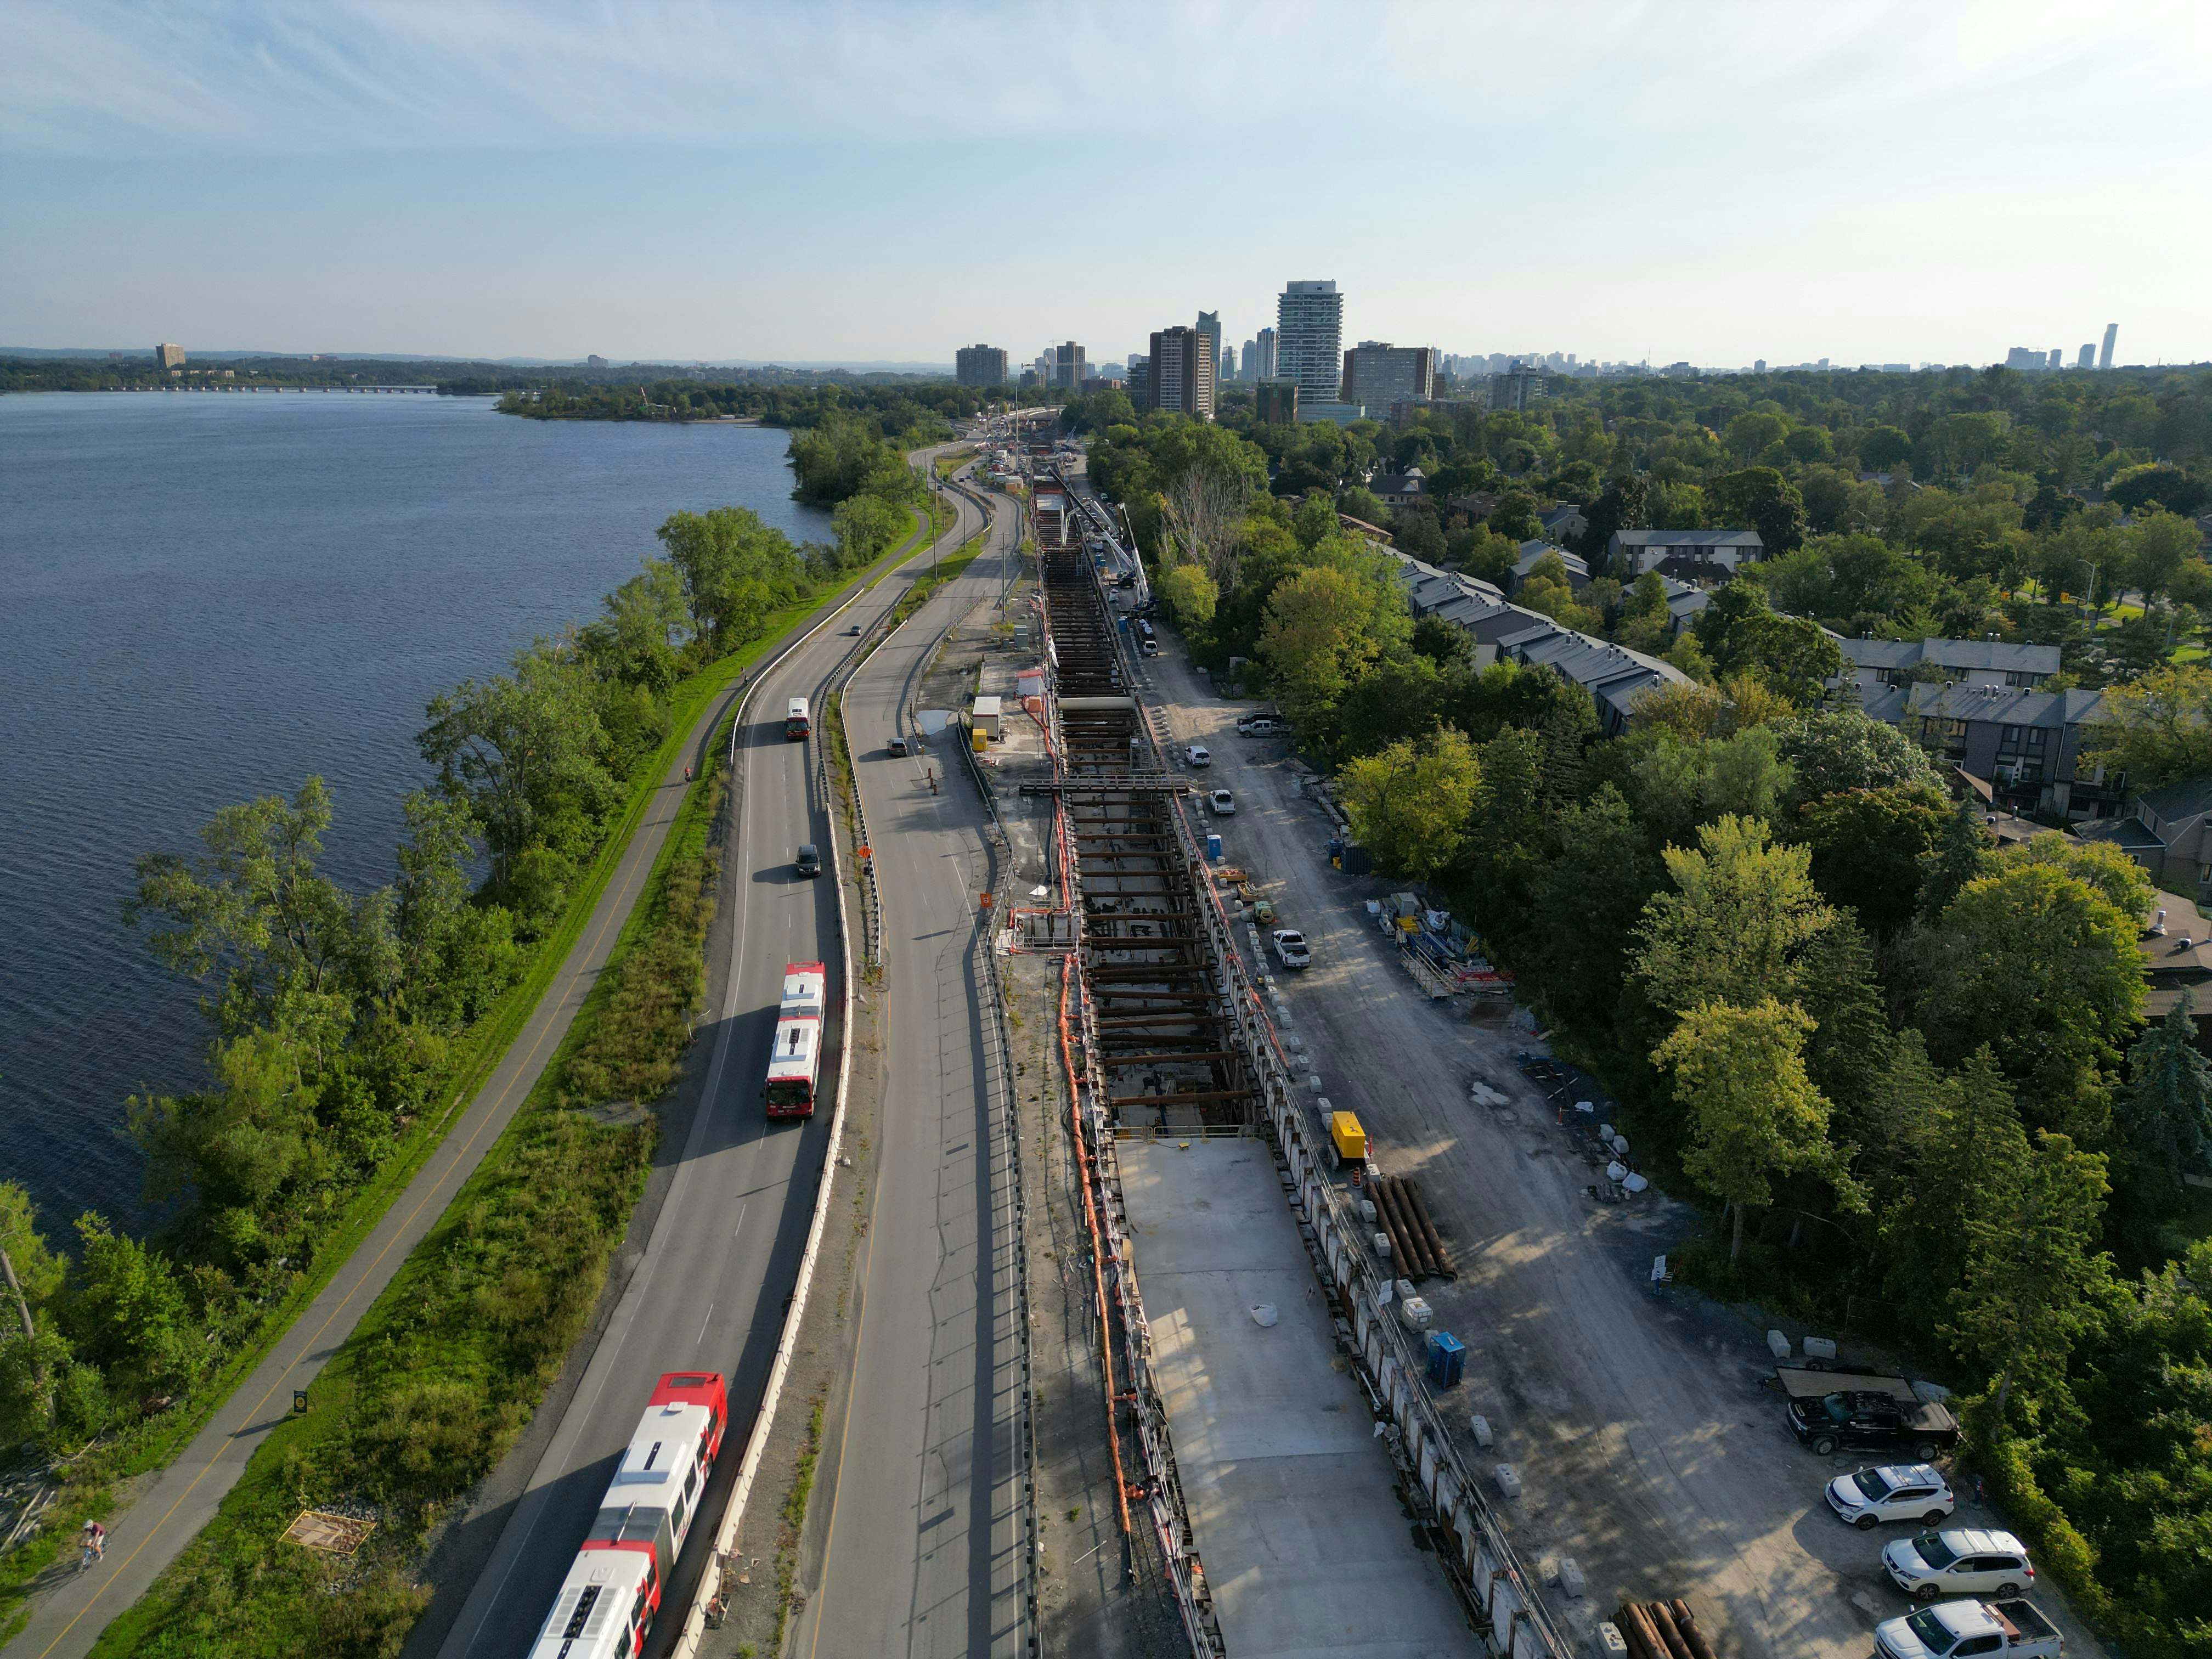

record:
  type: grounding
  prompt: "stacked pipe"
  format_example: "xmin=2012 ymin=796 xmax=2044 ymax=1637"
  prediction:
xmin=1372 ymin=1176 xmax=1454 ymax=1280
xmin=1615 ymin=1601 xmax=1718 ymax=1659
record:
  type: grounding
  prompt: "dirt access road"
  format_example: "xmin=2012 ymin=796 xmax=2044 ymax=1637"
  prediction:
xmin=1127 ymin=636 xmax=2109 ymax=1659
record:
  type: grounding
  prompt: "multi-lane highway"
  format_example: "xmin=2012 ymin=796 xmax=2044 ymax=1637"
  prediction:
xmin=431 ymin=455 xmax=998 ymax=1657
xmin=787 ymin=477 xmax=1029 ymax=1656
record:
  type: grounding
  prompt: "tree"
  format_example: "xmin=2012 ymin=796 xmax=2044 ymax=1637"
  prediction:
xmin=1943 ymin=1130 xmax=2112 ymax=1417
xmin=1157 ymin=563 xmax=1218 ymax=631
xmin=418 ymin=644 xmax=619 ymax=899
xmin=1652 ymin=998 xmax=1854 ymax=1261
xmin=1798 ymin=784 xmax=1951 ymax=936
xmin=1256 ymin=561 xmax=1409 ymax=739
xmin=67 ymin=1215 xmax=195 ymax=1393
xmin=1337 ymin=727 xmax=1482 ymax=881
xmin=1876 ymin=1047 xmax=2032 ymax=1330
xmin=829 ymin=492 xmax=906 ymax=572
xmin=576 ymin=558 xmax=687 ymax=691
xmin=123 ymin=777 xmax=369 ymax=1040
xmin=1159 ymin=461 xmax=1249 ymax=589
xmin=1856 ymin=426 xmax=1914 ymax=471
xmin=1919 ymin=798 xmax=1996 ymax=917
xmin=1576 ymin=475 xmax=1649 ymax=563
xmin=1775 ymin=709 xmax=1945 ymax=808
xmin=2084 ymin=662 xmax=2212 ymax=789
xmin=1916 ymin=864 xmax=2146 ymax=1132
xmin=1450 ymin=524 xmax=1520 ymax=588
xmin=653 ymin=506 xmax=808 ymax=656
xmin=2118 ymin=991 xmax=2212 ymax=1188
xmin=1713 ymin=466 xmax=1808 ymax=554
xmin=1633 ymin=814 xmax=1838 ymax=1016
xmin=1522 ymin=785 xmax=1665 ymax=1032
xmin=1692 ymin=584 xmax=1843 ymax=702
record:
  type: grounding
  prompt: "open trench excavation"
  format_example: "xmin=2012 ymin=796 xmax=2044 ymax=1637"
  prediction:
xmin=1025 ymin=466 xmax=1580 ymax=1659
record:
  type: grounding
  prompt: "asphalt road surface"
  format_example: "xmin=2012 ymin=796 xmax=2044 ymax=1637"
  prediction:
xmin=432 ymin=466 xmax=992 ymax=1658
xmin=787 ymin=485 xmax=1029 ymax=1657
xmin=0 ymin=489 xmax=962 ymax=1659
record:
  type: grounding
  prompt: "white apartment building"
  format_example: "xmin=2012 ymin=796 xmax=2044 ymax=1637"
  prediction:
xmin=1276 ymin=281 xmax=1343 ymax=403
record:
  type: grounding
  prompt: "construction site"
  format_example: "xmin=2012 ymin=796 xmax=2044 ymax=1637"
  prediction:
xmin=988 ymin=467 xmax=1578 ymax=1659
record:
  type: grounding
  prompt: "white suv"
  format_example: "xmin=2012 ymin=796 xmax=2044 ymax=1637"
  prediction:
xmin=1184 ymin=744 xmax=1211 ymax=768
xmin=1883 ymin=1528 xmax=2035 ymax=1600
xmin=1828 ymin=1464 xmax=1955 ymax=1531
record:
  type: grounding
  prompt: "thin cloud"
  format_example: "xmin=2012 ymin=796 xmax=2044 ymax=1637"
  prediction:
xmin=7 ymin=1 xmax=2203 ymax=157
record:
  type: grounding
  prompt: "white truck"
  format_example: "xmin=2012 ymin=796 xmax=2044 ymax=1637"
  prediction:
xmin=1875 ymin=1599 xmax=2063 ymax=1659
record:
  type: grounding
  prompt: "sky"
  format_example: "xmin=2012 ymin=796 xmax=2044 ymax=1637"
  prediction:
xmin=4 ymin=1 xmax=2210 ymax=370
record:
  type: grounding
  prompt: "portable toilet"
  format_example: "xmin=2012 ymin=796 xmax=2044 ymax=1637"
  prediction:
xmin=1205 ymin=832 xmax=1223 ymax=862
xmin=1426 ymin=1330 xmax=1467 ymax=1387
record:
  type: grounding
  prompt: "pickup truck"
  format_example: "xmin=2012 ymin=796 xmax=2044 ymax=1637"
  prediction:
xmin=1787 ymin=1387 xmax=1961 ymax=1459
xmin=1875 ymin=1599 xmax=2062 ymax=1659
xmin=1271 ymin=929 xmax=1311 ymax=970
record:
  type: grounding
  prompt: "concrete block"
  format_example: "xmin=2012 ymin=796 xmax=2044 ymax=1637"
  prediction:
xmin=1470 ymin=1413 xmax=1493 ymax=1447
xmin=1766 ymin=1328 xmax=1792 ymax=1360
xmin=1359 ymin=1199 xmax=1377 ymax=1224
xmin=1592 ymin=1622 xmax=1629 ymax=1659
xmin=1558 ymin=1557 xmax=1586 ymax=1598
xmin=1803 ymin=1335 xmax=1838 ymax=1361
xmin=1493 ymin=1463 xmax=1522 ymax=1499
xmin=1374 ymin=1232 xmax=1393 ymax=1259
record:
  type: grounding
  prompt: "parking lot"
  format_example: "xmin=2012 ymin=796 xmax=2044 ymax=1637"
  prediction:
xmin=1126 ymin=633 xmax=2111 ymax=1659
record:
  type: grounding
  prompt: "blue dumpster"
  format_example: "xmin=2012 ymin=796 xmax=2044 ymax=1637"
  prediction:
xmin=1205 ymin=832 xmax=1223 ymax=862
xmin=1426 ymin=1330 xmax=1466 ymax=1388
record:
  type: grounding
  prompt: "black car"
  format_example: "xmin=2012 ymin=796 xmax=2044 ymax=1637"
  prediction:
xmin=1788 ymin=1390 xmax=1960 ymax=1459
xmin=795 ymin=843 xmax=822 ymax=878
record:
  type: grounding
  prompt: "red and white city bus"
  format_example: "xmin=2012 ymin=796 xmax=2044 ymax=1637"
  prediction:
xmin=528 ymin=1371 xmax=729 ymax=1659
xmin=764 ymin=961 xmax=826 ymax=1118
xmin=785 ymin=697 xmax=810 ymax=740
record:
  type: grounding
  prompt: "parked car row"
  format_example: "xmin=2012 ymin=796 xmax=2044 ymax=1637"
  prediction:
xmin=1824 ymin=1469 xmax=2057 ymax=1652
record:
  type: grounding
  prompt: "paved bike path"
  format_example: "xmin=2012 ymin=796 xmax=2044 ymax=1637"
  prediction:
xmin=3 ymin=514 xmax=933 ymax=1659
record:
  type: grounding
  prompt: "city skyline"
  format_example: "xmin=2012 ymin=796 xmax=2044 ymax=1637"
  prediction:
xmin=4 ymin=3 xmax=2209 ymax=365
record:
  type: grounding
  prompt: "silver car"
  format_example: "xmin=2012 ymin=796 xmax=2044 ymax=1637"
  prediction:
xmin=1883 ymin=1528 xmax=2035 ymax=1600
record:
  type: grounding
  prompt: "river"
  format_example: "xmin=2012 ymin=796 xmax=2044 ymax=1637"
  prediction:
xmin=0 ymin=393 xmax=829 ymax=1235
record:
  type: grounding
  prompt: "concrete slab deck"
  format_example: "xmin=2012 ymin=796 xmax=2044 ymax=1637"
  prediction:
xmin=1119 ymin=1139 xmax=1471 ymax=1659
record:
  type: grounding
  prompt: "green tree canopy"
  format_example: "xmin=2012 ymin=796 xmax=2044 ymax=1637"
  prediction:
xmin=1634 ymin=814 xmax=1838 ymax=1015
xmin=1652 ymin=997 xmax=1854 ymax=1260
xmin=1337 ymin=726 xmax=1482 ymax=881
xmin=2118 ymin=991 xmax=2212 ymax=1188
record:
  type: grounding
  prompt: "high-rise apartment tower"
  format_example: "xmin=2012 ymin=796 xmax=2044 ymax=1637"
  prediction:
xmin=1052 ymin=341 xmax=1087 ymax=389
xmin=1148 ymin=326 xmax=1215 ymax=419
xmin=2099 ymin=324 xmax=2118 ymax=370
xmin=956 ymin=344 xmax=1009 ymax=387
xmin=1196 ymin=311 xmax=1222 ymax=387
xmin=1249 ymin=328 xmax=1277 ymax=382
xmin=1275 ymin=281 xmax=1343 ymax=402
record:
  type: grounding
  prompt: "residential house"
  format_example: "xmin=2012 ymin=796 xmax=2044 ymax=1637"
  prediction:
xmin=1368 ymin=466 xmax=1429 ymax=510
xmin=1538 ymin=504 xmax=1587 ymax=546
xmin=2132 ymin=888 xmax=2212 ymax=1027
xmin=2076 ymin=777 xmax=2212 ymax=900
xmin=1606 ymin=528 xmax=1764 ymax=585
xmin=1512 ymin=541 xmax=1589 ymax=592
xmin=1449 ymin=490 xmax=1500 ymax=522
xmin=1380 ymin=548 xmax=1686 ymax=735
xmin=1889 ymin=682 xmax=2118 ymax=821
xmin=1835 ymin=635 xmax=2062 ymax=695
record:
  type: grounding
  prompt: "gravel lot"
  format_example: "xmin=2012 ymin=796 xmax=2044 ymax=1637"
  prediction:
xmin=1128 ymin=635 xmax=2111 ymax=1659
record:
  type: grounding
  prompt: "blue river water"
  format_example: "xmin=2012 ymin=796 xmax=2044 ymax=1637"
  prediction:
xmin=0 ymin=394 xmax=829 ymax=1235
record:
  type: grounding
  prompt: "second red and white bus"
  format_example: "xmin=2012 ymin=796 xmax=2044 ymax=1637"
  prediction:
xmin=528 ymin=1370 xmax=729 ymax=1659
xmin=764 ymin=961 xmax=825 ymax=1118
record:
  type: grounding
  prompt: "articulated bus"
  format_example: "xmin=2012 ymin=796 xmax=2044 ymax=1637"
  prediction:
xmin=764 ymin=961 xmax=826 ymax=1118
xmin=528 ymin=1371 xmax=729 ymax=1659
xmin=785 ymin=697 xmax=810 ymax=740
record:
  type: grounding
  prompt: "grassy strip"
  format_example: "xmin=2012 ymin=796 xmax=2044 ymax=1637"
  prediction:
xmin=88 ymin=729 xmax=735 ymax=1658
xmin=772 ymin=1397 xmax=826 ymax=1651
xmin=0 ymin=507 xmax=938 ymax=1640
